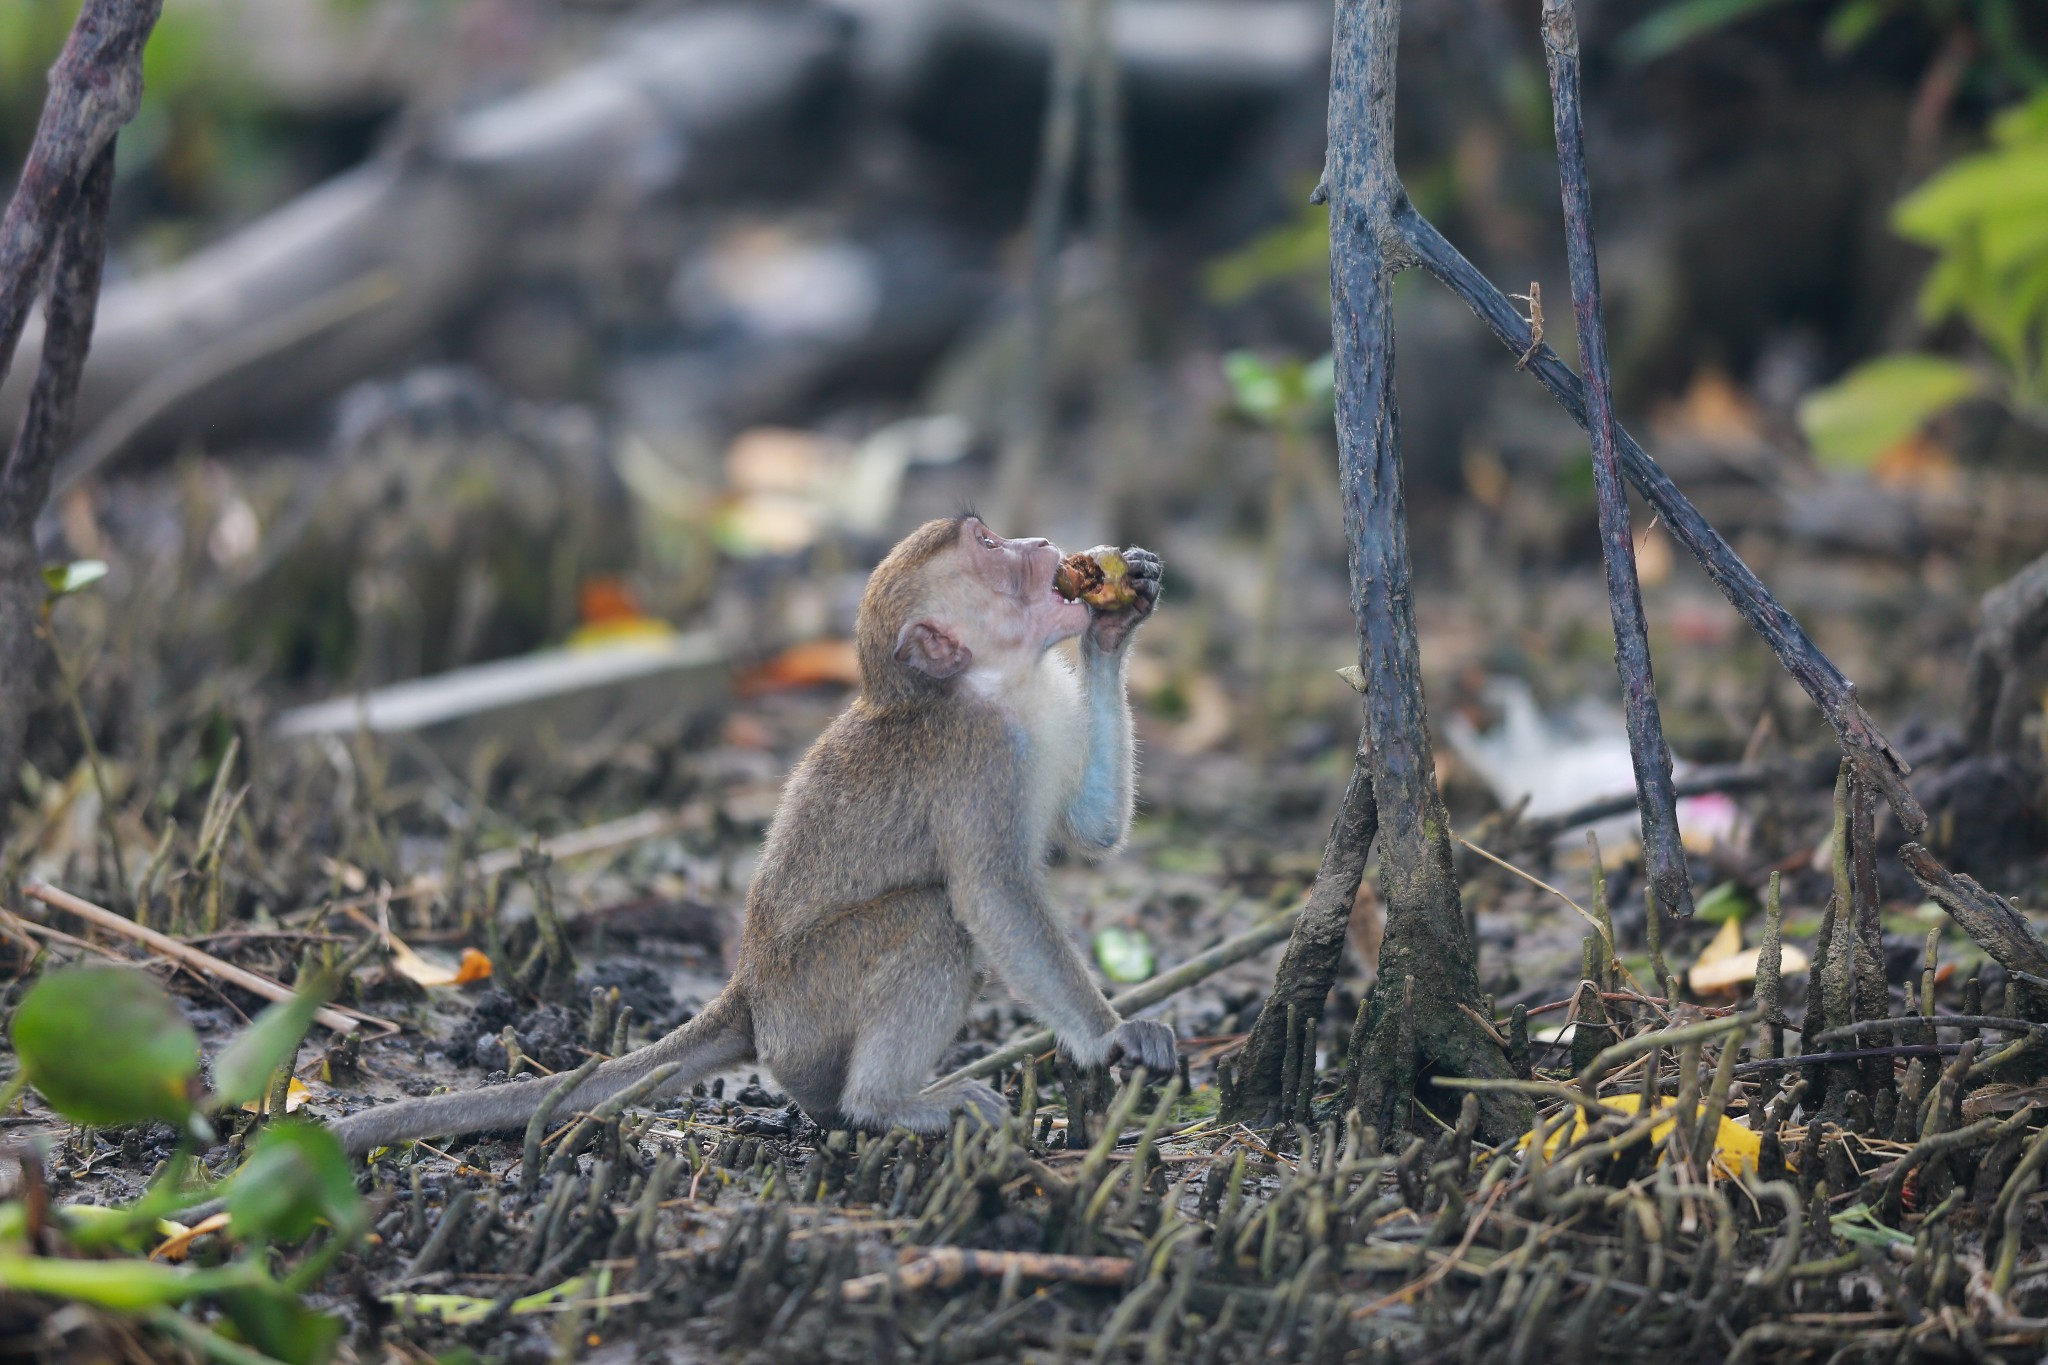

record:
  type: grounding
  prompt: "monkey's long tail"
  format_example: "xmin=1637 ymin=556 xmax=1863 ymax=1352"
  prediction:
xmin=331 ymin=988 xmax=754 ymax=1155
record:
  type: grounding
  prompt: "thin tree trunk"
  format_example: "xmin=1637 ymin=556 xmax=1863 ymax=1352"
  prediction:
xmin=0 ymin=1 xmax=158 ymax=831
xmin=1323 ymin=0 xmax=1525 ymax=1144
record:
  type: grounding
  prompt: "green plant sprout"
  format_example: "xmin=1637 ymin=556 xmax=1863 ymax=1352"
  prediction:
xmin=0 ymin=966 xmax=360 ymax=1364
xmin=1798 ymin=92 xmax=2048 ymax=465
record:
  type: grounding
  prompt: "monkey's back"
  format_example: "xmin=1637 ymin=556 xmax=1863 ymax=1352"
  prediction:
xmin=739 ymin=694 xmax=1020 ymax=953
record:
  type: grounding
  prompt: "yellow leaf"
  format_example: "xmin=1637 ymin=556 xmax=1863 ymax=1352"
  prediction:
xmin=388 ymin=935 xmax=461 ymax=988
xmin=239 ymin=1077 xmax=312 ymax=1116
xmin=1697 ymin=917 xmax=1744 ymax=968
xmin=1521 ymin=1092 xmax=1769 ymax=1178
xmin=150 ymin=1212 xmax=230 ymax=1261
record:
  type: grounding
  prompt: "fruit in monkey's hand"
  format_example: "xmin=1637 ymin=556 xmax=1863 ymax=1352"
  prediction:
xmin=1054 ymin=550 xmax=1137 ymax=611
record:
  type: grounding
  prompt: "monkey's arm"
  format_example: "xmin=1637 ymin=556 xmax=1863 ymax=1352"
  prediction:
xmin=939 ymin=791 xmax=1174 ymax=1073
xmin=1060 ymin=643 xmax=1137 ymax=854
xmin=1060 ymin=547 xmax=1161 ymax=855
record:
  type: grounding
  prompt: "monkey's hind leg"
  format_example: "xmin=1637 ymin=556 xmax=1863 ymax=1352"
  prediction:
xmin=763 ymin=889 xmax=1002 ymax=1134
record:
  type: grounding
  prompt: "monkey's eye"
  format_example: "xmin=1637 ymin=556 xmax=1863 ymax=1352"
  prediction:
xmin=979 ymin=533 xmax=998 ymax=549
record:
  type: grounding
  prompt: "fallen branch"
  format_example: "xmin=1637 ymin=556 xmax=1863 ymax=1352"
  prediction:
xmin=22 ymin=882 xmax=396 ymax=1036
xmin=923 ymin=907 xmax=1303 ymax=1092
xmin=839 ymin=1248 xmax=1130 ymax=1302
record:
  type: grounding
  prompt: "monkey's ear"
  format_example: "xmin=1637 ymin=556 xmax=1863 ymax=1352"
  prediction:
xmin=895 ymin=619 xmax=972 ymax=679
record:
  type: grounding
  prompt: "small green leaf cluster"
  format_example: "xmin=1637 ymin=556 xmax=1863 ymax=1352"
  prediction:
xmin=1798 ymin=92 xmax=2048 ymax=465
xmin=1222 ymin=351 xmax=1336 ymax=434
xmin=1 ymin=967 xmax=362 ymax=1364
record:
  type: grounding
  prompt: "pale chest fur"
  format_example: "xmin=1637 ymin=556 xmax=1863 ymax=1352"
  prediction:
xmin=965 ymin=650 xmax=1087 ymax=854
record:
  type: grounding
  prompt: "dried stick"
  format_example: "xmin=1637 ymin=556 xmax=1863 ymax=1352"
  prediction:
xmin=839 ymin=1249 xmax=1130 ymax=1302
xmin=22 ymin=882 xmax=394 ymax=1036
xmin=1538 ymin=0 xmax=1689 ymax=918
xmin=1389 ymin=206 xmax=1924 ymax=833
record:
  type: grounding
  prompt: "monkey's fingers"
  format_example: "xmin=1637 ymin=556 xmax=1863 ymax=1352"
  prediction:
xmin=1105 ymin=1018 xmax=1177 ymax=1075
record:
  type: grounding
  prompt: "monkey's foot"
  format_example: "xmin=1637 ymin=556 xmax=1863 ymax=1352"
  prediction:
xmin=846 ymin=1080 xmax=1007 ymax=1134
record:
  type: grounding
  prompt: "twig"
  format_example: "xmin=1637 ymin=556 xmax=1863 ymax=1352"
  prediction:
xmin=1540 ymin=0 xmax=1688 ymax=918
xmin=840 ymin=1248 xmax=1130 ymax=1302
xmin=1731 ymin=1044 xmax=1962 ymax=1077
xmin=925 ymin=909 xmax=1302 ymax=1092
xmin=1812 ymin=1017 xmax=2048 ymax=1045
xmin=1510 ymin=283 xmax=1543 ymax=369
xmin=21 ymin=881 xmax=394 ymax=1036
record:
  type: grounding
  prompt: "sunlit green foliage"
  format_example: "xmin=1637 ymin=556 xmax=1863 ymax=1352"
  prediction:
xmin=1797 ymin=93 xmax=2048 ymax=464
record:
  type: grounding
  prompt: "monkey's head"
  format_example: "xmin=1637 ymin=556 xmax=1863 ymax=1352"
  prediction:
xmin=856 ymin=515 xmax=1087 ymax=702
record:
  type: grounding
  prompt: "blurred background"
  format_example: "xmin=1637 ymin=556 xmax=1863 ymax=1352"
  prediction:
xmin=7 ymin=0 xmax=2048 ymax=1016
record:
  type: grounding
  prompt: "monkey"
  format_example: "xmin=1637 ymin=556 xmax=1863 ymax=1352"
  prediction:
xmin=331 ymin=515 xmax=1174 ymax=1153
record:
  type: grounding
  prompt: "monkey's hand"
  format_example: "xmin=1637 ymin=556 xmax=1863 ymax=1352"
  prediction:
xmin=1081 ymin=546 xmax=1161 ymax=656
xmin=1102 ymin=1017 xmax=1177 ymax=1076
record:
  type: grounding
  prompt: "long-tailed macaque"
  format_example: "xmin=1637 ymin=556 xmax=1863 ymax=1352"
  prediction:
xmin=332 ymin=516 xmax=1172 ymax=1152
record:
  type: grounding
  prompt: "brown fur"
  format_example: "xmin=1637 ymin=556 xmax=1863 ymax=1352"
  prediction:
xmin=331 ymin=517 xmax=1171 ymax=1153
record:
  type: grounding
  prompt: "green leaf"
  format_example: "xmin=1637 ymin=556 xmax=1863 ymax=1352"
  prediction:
xmin=1693 ymin=882 xmax=1755 ymax=924
xmin=1795 ymin=354 xmax=1985 ymax=467
xmin=0 ymin=1253 xmax=258 ymax=1310
xmin=1820 ymin=0 xmax=1891 ymax=53
xmin=1223 ymin=351 xmax=1289 ymax=426
xmin=40 ymin=560 xmax=108 ymax=599
xmin=11 ymin=968 xmax=201 ymax=1127
xmin=1617 ymin=0 xmax=1801 ymax=64
xmin=217 ymin=1287 xmax=344 ymax=1365
xmin=224 ymin=1123 xmax=364 ymax=1246
xmin=1094 ymin=926 xmax=1156 ymax=984
xmin=1831 ymin=1203 xmax=1913 ymax=1248
xmin=210 ymin=974 xmax=332 ymax=1112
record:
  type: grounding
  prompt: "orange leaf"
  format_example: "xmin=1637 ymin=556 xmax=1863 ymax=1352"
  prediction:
xmin=738 ymin=639 xmax=862 ymax=695
xmin=452 ymin=947 xmax=494 ymax=985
